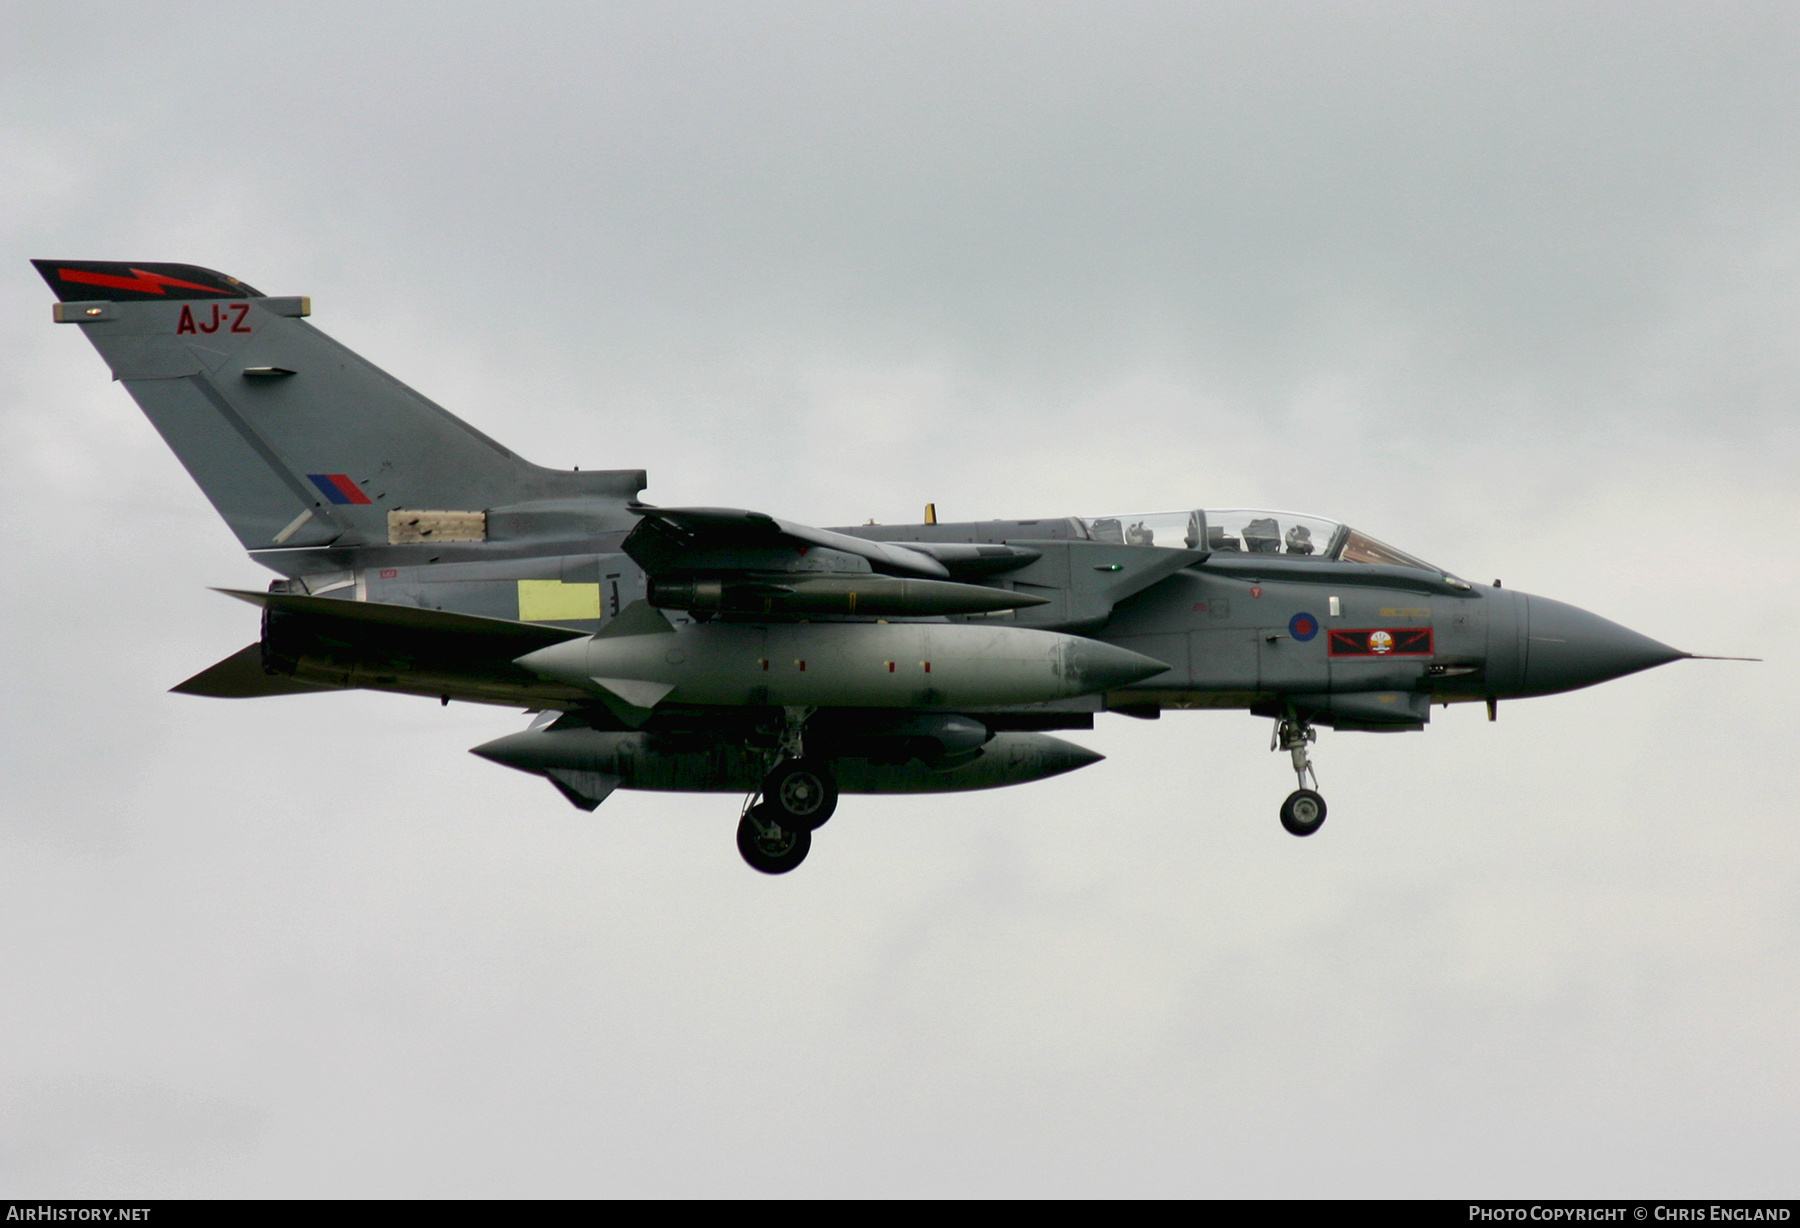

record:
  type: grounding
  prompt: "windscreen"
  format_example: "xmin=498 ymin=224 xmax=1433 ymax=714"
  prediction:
xmin=1336 ymin=527 xmax=1438 ymax=571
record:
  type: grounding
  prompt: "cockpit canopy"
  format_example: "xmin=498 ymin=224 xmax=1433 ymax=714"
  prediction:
xmin=1079 ymin=508 xmax=1449 ymax=576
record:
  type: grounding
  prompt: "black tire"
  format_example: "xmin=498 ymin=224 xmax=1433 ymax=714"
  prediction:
xmin=1280 ymin=788 xmax=1327 ymax=837
xmin=737 ymin=808 xmax=812 ymax=874
xmin=761 ymin=757 xmax=838 ymax=831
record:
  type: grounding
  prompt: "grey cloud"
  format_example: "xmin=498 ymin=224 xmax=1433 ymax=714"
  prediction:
xmin=0 ymin=1 xmax=1794 ymax=1196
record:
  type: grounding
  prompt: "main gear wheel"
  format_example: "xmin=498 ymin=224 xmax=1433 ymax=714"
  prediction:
xmin=737 ymin=806 xmax=812 ymax=874
xmin=760 ymin=757 xmax=838 ymax=831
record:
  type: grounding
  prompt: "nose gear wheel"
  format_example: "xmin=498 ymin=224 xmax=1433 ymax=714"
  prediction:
xmin=1280 ymin=788 xmax=1327 ymax=837
xmin=1272 ymin=711 xmax=1328 ymax=837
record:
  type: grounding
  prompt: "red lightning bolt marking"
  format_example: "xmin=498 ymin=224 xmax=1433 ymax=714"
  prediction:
xmin=57 ymin=267 xmax=231 ymax=296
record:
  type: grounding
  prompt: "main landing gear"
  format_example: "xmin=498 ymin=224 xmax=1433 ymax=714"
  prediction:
xmin=736 ymin=707 xmax=840 ymax=875
xmin=1273 ymin=711 xmax=1327 ymax=837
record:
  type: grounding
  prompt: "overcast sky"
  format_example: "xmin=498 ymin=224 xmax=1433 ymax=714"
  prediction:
xmin=1 ymin=1 xmax=1795 ymax=1197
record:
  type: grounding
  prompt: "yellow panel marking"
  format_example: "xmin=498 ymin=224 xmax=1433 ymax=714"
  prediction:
xmin=1380 ymin=607 xmax=1431 ymax=618
xmin=518 ymin=580 xmax=602 ymax=621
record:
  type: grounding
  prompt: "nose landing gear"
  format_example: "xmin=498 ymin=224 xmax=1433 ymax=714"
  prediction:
xmin=1273 ymin=712 xmax=1327 ymax=837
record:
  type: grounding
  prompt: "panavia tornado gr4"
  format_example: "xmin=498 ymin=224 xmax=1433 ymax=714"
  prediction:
xmin=34 ymin=259 xmax=1745 ymax=873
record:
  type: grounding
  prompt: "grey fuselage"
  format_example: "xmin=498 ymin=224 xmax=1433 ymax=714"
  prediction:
xmin=256 ymin=512 xmax=1681 ymax=735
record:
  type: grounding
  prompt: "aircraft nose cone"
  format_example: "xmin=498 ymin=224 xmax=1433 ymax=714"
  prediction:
xmin=1066 ymin=639 xmax=1170 ymax=692
xmin=1522 ymin=594 xmax=1686 ymax=697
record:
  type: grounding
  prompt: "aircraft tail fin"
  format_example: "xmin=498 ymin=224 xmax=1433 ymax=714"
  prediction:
xmin=34 ymin=259 xmax=644 ymax=563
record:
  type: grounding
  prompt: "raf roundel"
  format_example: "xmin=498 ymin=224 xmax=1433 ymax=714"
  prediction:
xmin=1288 ymin=612 xmax=1320 ymax=642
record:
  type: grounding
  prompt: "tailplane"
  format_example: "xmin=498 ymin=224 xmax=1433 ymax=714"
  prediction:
xmin=35 ymin=259 xmax=643 ymax=564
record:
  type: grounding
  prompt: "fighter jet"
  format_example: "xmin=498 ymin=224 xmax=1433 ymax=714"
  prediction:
xmin=33 ymin=259 xmax=1745 ymax=873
